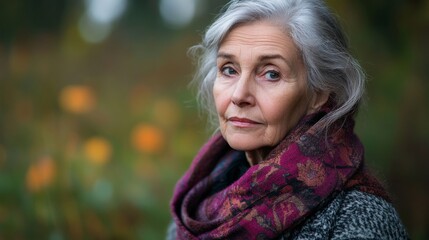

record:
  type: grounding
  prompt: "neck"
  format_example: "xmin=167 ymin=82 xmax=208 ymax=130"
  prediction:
xmin=245 ymin=147 xmax=272 ymax=166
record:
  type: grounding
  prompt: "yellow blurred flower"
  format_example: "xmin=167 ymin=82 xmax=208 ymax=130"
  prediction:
xmin=59 ymin=85 xmax=96 ymax=114
xmin=131 ymin=124 xmax=165 ymax=154
xmin=26 ymin=156 xmax=56 ymax=193
xmin=84 ymin=137 xmax=112 ymax=165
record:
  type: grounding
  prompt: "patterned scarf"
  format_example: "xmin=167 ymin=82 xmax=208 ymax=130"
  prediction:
xmin=170 ymin=111 xmax=388 ymax=239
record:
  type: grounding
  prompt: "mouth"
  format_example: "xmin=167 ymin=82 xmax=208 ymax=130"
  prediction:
xmin=227 ymin=117 xmax=261 ymax=127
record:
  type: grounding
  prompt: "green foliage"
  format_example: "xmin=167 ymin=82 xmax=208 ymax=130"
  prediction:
xmin=0 ymin=0 xmax=428 ymax=239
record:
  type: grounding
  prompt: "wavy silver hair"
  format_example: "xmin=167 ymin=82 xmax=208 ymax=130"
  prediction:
xmin=190 ymin=0 xmax=365 ymax=129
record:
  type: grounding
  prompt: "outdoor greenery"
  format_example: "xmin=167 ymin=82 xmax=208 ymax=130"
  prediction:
xmin=0 ymin=0 xmax=428 ymax=239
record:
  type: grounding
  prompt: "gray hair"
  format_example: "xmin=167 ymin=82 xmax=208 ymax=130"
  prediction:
xmin=190 ymin=0 xmax=365 ymax=129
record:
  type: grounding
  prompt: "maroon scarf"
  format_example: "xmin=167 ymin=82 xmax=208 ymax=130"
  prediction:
xmin=170 ymin=111 xmax=388 ymax=239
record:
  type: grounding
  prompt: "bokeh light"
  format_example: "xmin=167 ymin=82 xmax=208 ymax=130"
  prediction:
xmin=90 ymin=178 xmax=114 ymax=207
xmin=159 ymin=0 xmax=197 ymax=28
xmin=59 ymin=85 xmax=96 ymax=114
xmin=79 ymin=0 xmax=127 ymax=43
xmin=26 ymin=156 xmax=56 ymax=193
xmin=131 ymin=124 xmax=165 ymax=154
xmin=86 ymin=0 xmax=127 ymax=24
xmin=84 ymin=137 xmax=112 ymax=165
xmin=78 ymin=15 xmax=112 ymax=44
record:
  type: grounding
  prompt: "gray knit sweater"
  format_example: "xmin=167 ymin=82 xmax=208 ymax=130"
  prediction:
xmin=167 ymin=190 xmax=408 ymax=239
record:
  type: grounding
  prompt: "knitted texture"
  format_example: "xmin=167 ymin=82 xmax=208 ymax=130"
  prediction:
xmin=167 ymin=190 xmax=408 ymax=239
xmin=285 ymin=190 xmax=408 ymax=239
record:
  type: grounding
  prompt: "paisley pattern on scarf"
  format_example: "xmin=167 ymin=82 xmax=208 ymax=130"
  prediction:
xmin=170 ymin=111 xmax=388 ymax=240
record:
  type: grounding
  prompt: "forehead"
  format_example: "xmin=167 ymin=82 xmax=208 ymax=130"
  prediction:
xmin=219 ymin=21 xmax=299 ymax=56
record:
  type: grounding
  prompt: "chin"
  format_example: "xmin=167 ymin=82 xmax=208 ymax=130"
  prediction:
xmin=224 ymin=135 xmax=262 ymax=151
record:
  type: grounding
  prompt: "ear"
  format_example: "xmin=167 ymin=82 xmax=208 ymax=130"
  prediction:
xmin=307 ymin=91 xmax=330 ymax=114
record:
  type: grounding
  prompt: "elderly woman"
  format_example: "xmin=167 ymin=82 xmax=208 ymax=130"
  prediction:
xmin=168 ymin=0 xmax=408 ymax=239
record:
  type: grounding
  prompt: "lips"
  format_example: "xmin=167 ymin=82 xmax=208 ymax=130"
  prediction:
xmin=227 ymin=117 xmax=261 ymax=127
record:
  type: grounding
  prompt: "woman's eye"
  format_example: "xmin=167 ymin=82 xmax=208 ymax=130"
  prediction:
xmin=221 ymin=66 xmax=237 ymax=76
xmin=265 ymin=70 xmax=280 ymax=81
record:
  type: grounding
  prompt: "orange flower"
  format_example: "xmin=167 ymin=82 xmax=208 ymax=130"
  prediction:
xmin=59 ymin=85 xmax=96 ymax=114
xmin=26 ymin=156 xmax=56 ymax=192
xmin=131 ymin=124 xmax=165 ymax=154
xmin=84 ymin=137 xmax=112 ymax=165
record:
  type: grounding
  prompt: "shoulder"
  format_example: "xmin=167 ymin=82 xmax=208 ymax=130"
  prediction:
xmin=288 ymin=190 xmax=408 ymax=240
xmin=331 ymin=190 xmax=408 ymax=239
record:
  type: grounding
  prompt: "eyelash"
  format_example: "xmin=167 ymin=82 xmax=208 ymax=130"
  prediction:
xmin=263 ymin=70 xmax=281 ymax=81
xmin=220 ymin=66 xmax=237 ymax=76
xmin=219 ymin=64 xmax=281 ymax=81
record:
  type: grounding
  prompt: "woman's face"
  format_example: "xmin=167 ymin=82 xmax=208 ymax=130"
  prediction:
xmin=213 ymin=21 xmax=319 ymax=152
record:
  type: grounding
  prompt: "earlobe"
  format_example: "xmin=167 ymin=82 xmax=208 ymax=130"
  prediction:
xmin=308 ymin=91 xmax=330 ymax=114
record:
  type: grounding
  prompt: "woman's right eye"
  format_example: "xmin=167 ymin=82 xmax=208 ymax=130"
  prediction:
xmin=221 ymin=66 xmax=237 ymax=76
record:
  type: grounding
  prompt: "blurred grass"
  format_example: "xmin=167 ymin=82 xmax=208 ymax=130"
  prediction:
xmin=0 ymin=0 xmax=428 ymax=239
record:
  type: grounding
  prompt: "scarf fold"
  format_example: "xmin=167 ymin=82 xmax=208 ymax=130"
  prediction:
xmin=171 ymin=111 xmax=388 ymax=239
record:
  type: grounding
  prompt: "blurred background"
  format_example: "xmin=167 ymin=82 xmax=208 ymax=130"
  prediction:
xmin=0 ymin=0 xmax=427 ymax=239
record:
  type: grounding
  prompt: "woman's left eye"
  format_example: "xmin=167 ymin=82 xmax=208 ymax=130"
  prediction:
xmin=264 ymin=70 xmax=280 ymax=81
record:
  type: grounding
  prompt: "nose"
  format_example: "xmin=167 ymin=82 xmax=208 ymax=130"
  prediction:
xmin=231 ymin=74 xmax=255 ymax=107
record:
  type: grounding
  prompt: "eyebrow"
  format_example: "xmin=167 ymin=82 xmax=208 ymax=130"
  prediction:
xmin=217 ymin=52 xmax=235 ymax=60
xmin=217 ymin=52 xmax=290 ymax=65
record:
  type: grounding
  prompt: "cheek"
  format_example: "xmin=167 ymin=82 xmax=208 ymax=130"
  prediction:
xmin=213 ymin=83 xmax=227 ymax=115
xmin=264 ymin=93 xmax=308 ymax=131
